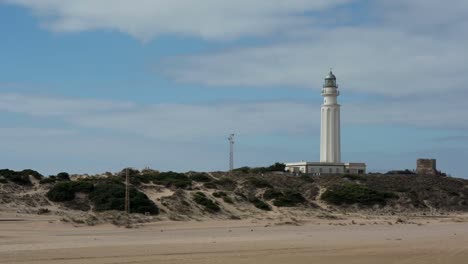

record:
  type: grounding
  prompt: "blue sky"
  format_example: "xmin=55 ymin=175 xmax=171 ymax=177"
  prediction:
xmin=0 ymin=0 xmax=467 ymax=177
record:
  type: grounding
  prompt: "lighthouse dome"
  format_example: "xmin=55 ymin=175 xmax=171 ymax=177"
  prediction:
xmin=325 ymin=71 xmax=336 ymax=80
xmin=323 ymin=70 xmax=337 ymax=88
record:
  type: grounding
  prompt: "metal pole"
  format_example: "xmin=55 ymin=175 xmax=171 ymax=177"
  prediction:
xmin=228 ymin=134 xmax=235 ymax=171
xmin=125 ymin=168 xmax=130 ymax=227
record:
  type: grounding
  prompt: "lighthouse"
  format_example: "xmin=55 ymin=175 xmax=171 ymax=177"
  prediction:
xmin=320 ymin=70 xmax=341 ymax=163
xmin=285 ymin=70 xmax=366 ymax=175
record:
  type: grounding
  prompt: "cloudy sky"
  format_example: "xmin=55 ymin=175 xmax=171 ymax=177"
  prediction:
xmin=0 ymin=0 xmax=467 ymax=177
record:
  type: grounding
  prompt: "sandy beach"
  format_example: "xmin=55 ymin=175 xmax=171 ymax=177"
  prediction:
xmin=1 ymin=214 xmax=468 ymax=264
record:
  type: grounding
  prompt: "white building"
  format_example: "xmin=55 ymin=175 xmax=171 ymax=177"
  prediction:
xmin=285 ymin=71 xmax=366 ymax=175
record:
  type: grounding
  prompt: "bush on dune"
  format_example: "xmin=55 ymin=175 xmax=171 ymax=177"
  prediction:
xmin=46 ymin=181 xmax=94 ymax=202
xmin=321 ymin=183 xmax=398 ymax=206
xmin=272 ymin=191 xmax=306 ymax=207
xmin=89 ymin=183 xmax=159 ymax=215
xmin=192 ymin=192 xmax=220 ymax=213
xmin=0 ymin=169 xmax=44 ymax=185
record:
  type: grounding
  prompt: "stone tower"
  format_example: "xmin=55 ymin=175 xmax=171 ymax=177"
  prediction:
xmin=320 ymin=70 xmax=341 ymax=163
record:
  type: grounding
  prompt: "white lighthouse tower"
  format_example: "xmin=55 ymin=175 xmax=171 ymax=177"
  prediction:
xmin=320 ymin=70 xmax=341 ymax=163
xmin=284 ymin=69 xmax=366 ymax=175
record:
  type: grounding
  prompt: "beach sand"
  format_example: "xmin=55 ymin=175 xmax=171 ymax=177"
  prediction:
xmin=1 ymin=214 xmax=468 ymax=264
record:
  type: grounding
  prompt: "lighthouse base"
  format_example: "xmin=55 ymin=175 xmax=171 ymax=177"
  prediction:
xmin=285 ymin=161 xmax=366 ymax=175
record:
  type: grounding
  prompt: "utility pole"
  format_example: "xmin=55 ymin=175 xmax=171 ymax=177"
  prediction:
xmin=125 ymin=168 xmax=130 ymax=227
xmin=228 ymin=134 xmax=235 ymax=171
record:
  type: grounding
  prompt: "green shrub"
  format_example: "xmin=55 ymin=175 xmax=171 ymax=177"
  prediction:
xmin=213 ymin=191 xmax=227 ymax=198
xmin=0 ymin=169 xmax=32 ymax=185
xmin=232 ymin=163 xmax=285 ymax=174
xmin=213 ymin=178 xmax=236 ymax=191
xmin=203 ymin=182 xmax=217 ymax=189
xmin=222 ymin=196 xmax=234 ymax=204
xmin=246 ymin=177 xmax=272 ymax=188
xmin=192 ymin=192 xmax=220 ymax=213
xmin=190 ymin=173 xmax=213 ymax=182
xmin=47 ymin=181 xmax=94 ymax=202
xmin=263 ymin=189 xmax=282 ymax=200
xmin=153 ymin=172 xmax=192 ymax=188
xmin=0 ymin=169 xmax=45 ymax=185
xmin=267 ymin=162 xmax=286 ymax=172
xmin=20 ymin=169 xmax=43 ymax=180
xmin=273 ymin=191 xmax=306 ymax=207
xmin=250 ymin=198 xmax=271 ymax=211
xmin=56 ymin=172 xmax=71 ymax=181
xmin=300 ymin=175 xmax=314 ymax=183
xmin=321 ymin=184 xmax=397 ymax=206
xmin=343 ymin=174 xmax=366 ymax=182
xmin=89 ymin=183 xmax=159 ymax=214
xmin=232 ymin=167 xmax=251 ymax=173
xmin=40 ymin=176 xmax=57 ymax=184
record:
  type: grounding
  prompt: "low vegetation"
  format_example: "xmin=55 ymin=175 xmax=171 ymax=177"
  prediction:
xmin=272 ymin=191 xmax=306 ymax=207
xmin=204 ymin=178 xmax=236 ymax=191
xmin=89 ymin=184 xmax=159 ymax=215
xmin=4 ymin=165 xmax=468 ymax=223
xmin=232 ymin=162 xmax=286 ymax=174
xmin=246 ymin=177 xmax=272 ymax=188
xmin=189 ymin=173 xmax=213 ymax=183
xmin=321 ymin=183 xmax=398 ymax=206
xmin=46 ymin=181 xmax=95 ymax=202
xmin=0 ymin=169 xmax=43 ymax=185
xmin=192 ymin=192 xmax=220 ymax=213
xmin=250 ymin=198 xmax=271 ymax=211
xmin=47 ymin=180 xmax=159 ymax=215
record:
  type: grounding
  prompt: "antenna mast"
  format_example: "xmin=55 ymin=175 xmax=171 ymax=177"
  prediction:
xmin=228 ymin=134 xmax=235 ymax=171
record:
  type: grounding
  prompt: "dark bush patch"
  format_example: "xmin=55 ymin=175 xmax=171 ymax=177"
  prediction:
xmin=250 ymin=198 xmax=271 ymax=211
xmin=192 ymin=192 xmax=220 ymax=213
xmin=232 ymin=167 xmax=251 ymax=173
xmin=20 ymin=169 xmax=44 ymax=180
xmin=190 ymin=173 xmax=213 ymax=183
xmin=343 ymin=174 xmax=366 ymax=182
xmin=46 ymin=181 xmax=95 ymax=202
xmin=0 ymin=177 xmax=7 ymax=184
xmin=152 ymin=172 xmax=192 ymax=188
xmin=233 ymin=163 xmax=286 ymax=174
xmin=203 ymin=178 xmax=237 ymax=190
xmin=223 ymin=196 xmax=234 ymax=204
xmin=203 ymin=182 xmax=217 ymax=189
xmin=273 ymin=191 xmax=306 ymax=207
xmin=322 ymin=184 xmax=398 ymax=206
xmin=0 ymin=169 xmax=32 ymax=185
xmin=300 ymin=175 xmax=314 ymax=183
xmin=213 ymin=191 xmax=227 ymax=198
xmin=40 ymin=176 xmax=57 ymax=184
xmin=263 ymin=189 xmax=283 ymax=200
xmin=246 ymin=177 xmax=272 ymax=188
xmin=56 ymin=172 xmax=71 ymax=181
xmin=234 ymin=192 xmax=247 ymax=199
xmin=89 ymin=184 xmax=159 ymax=214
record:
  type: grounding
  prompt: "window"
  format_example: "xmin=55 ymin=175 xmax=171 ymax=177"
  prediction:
xmin=336 ymin=168 xmax=339 ymax=173
xmin=329 ymin=168 xmax=332 ymax=173
xmin=319 ymin=168 xmax=323 ymax=173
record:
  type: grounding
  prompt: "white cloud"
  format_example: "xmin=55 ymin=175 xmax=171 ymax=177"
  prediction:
xmin=1 ymin=93 xmax=467 ymax=142
xmin=161 ymin=25 xmax=468 ymax=96
xmin=3 ymin=0 xmax=351 ymax=41
xmin=0 ymin=93 xmax=134 ymax=117
xmin=157 ymin=0 xmax=468 ymax=96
